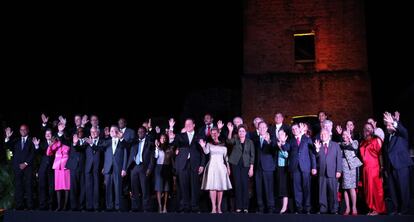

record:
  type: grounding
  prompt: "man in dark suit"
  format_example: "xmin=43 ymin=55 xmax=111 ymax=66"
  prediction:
xmin=169 ymin=118 xmax=206 ymax=213
xmin=84 ymin=126 xmax=103 ymax=211
xmin=128 ymin=127 xmax=155 ymax=211
xmin=383 ymin=112 xmax=414 ymax=215
xmin=102 ymin=126 xmax=128 ymax=211
xmin=66 ymin=127 xmax=87 ymax=211
xmin=249 ymin=117 xmax=263 ymax=142
xmin=4 ymin=125 xmax=36 ymax=210
xmin=280 ymin=123 xmax=317 ymax=214
xmin=118 ymin=118 xmax=136 ymax=145
xmin=197 ymin=113 xmax=216 ymax=141
xmin=314 ymin=129 xmax=342 ymax=214
xmin=254 ymin=121 xmax=277 ymax=213
xmin=269 ymin=112 xmax=291 ymax=140
xmin=36 ymin=128 xmax=55 ymax=210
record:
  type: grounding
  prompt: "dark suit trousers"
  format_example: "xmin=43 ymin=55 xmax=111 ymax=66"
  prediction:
xmin=70 ymin=167 xmax=86 ymax=210
xmin=85 ymin=168 xmax=100 ymax=210
xmin=130 ymin=164 xmax=151 ymax=211
xmin=292 ymin=168 xmax=311 ymax=211
xmin=177 ymin=160 xmax=201 ymax=211
xmin=232 ymin=160 xmax=250 ymax=210
xmin=104 ymin=170 xmax=122 ymax=210
xmin=319 ymin=176 xmax=338 ymax=213
xmin=38 ymin=164 xmax=54 ymax=209
xmin=255 ymin=167 xmax=275 ymax=209
xmin=387 ymin=166 xmax=410 ymax=213
xmin=14 ymin=166 xmax=33 ymax=209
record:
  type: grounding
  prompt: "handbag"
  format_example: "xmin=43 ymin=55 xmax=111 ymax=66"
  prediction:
xmin=344 ymin=150 xmax=363 ymax=169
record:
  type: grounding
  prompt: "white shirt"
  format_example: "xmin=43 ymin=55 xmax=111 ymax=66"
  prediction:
xmin=112 ymin=138 xmax=119 ymax=154
xmin=120 ymin=128 xmax=126 ymax=134
xmin=275 ymin=123 xmax=282 ymax=138
xmin=137 ymin=138 xmax=145 ymax=164
xmin=187 ymin=131 xmax=194 ymax=159
xmin=187 ymin=131 xmax=194 ymax=144
xmin=155 ymin=148 xmax=165 ymax=165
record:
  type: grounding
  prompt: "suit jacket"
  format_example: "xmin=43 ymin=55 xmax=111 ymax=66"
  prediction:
xmin=127 ymin=137 xmax=155 ymax=172
xmin=170 ymin=132 xmax=206 ymax=170
xmin=254 ymin=135 xmax=277 ymax=171
xmin=282 ymin=134 xmax=316 ymax=173
xmin=315 ymin=140 xmax=342 ymax=178
xmin=121 ymin=128 xmax=136 ymax=145
xmin=84 ymin=137 xmax=103 ymax=173
xmin=47 ymin=141 xmax=70 ymax=170
xmin=65 ymin=140 xmax=87 ymax=170
xmin=269 ymin=124 xmax=291 ymax=140
xmin=102 ymin=138 xmax=128 ymax=174
xmin=227 ymin=138 xmax=255 ymax=167
xmin=383 ymin=122 xmax=414 ymax=170
xmin=36 ymin=140 xmax=54 ymax=170
xmin=5 ymin=136 xmax=35 ymax=171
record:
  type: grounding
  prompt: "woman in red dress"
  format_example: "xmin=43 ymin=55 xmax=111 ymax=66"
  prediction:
xmin=359 ymin=123 xmax=386 ymax=215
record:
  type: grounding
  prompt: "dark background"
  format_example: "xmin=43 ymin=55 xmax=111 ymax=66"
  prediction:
xmin=0 ymin=1 xmax=413 ymax=136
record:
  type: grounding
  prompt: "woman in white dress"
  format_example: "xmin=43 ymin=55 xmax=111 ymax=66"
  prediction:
xmin=199 ymin=127 xmax=232 ymax=213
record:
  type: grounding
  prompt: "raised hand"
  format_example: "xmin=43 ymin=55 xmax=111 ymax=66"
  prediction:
xmin=85 ymin=136 xmax=93 ymax=145
xmin=314 ymin=139 xmax=321 ymax=153
xmin=199 ymin=139 xmax=206 ymax=148
xmin=148 ymin=118 xmax=152 ymax=129
xmin=181 ymin=127 xmax=186 ymax=133
xmin=32 ymin=137 xmax=40 ymax=146
xmin=264 ymin=132 xmax=271 ymax=143
xmin=168 ymin=118 xmax=175 ymax=129
xmin=217 ymin=120 xmax=224 ymax=130
xmin=73 ymin=134 xmax=79 ymax=145
xmin=5 ymin=127 xmax=13 ymax=138
xmin=58 ymin=115 xmax=67 ymax=125
xmin=41 ymin=113 xmax=49 ymax=124
xmin=383 ymin=112 xmax=394 ymax=124
xmin=117 ymin=130 xmax=124 ymax=139
xmin=278 ymin=130 xmax=288 ymax=144
xmin=299 ymin=122 xmax=306 ymax=134
xmin=227 ymin=122 xmax=234 ymax=132
xmin=336 ymin=125 xmax=343 ymax=135
xmin=81 ymin=115 xmax=89 ymax=126
xmin=155 ymin=139 xmax=160 ymax=147
xmin=394 ymin=111 xmax=400 ymax=122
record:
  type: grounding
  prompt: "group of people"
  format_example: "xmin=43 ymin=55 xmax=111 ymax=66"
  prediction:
xmin=1 ymin=111 xmax=413 ymax=215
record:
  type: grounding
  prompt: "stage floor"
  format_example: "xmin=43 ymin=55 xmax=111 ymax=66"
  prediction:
xmin=3 ymin=210 xmax=414 ymax=222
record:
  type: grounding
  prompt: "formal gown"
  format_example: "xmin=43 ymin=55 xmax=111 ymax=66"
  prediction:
xmin=360 ymin=137 xmax=386 ymax=213
xmin=201 ymin=143 xmax=232 ymax=190
xmin=47 ymin=141 xmax=71 ymax=191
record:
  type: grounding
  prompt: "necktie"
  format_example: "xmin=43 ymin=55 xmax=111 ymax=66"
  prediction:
xmin=260 ymin=137 xmax=264 ymax=148
xmin=324 ymin=143 xmax=328 ymax=155
xmin=21 ymin=138 xmax=25 ymax=150
xmin=296 ymin=137 xmax=300 ymax=146
xmin=206 ymin=125 xmax=211 ymax=137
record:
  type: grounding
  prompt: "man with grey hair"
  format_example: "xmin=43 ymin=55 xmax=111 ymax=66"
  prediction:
xmin=314 ymin=129 xmax=342 ymax=214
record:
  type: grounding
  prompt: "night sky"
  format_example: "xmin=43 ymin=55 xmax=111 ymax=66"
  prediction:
xmin=1 ymin=1 xmax=413 ymax=136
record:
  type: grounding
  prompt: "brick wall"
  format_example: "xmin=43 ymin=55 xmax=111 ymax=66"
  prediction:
xmin=243 ymin=0 xmax=372 ymax=130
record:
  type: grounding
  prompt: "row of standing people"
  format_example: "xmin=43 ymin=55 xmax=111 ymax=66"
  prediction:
xmin=2 ymin=111 xmax=412 ymax=215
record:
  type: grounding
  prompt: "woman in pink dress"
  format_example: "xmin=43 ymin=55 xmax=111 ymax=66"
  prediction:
xmin=47 ymin=135 xmax=71 ymax=211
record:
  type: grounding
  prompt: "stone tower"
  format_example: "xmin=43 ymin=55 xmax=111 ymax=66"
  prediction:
xmin=243 ymin=0 xmax=372 ymax=128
